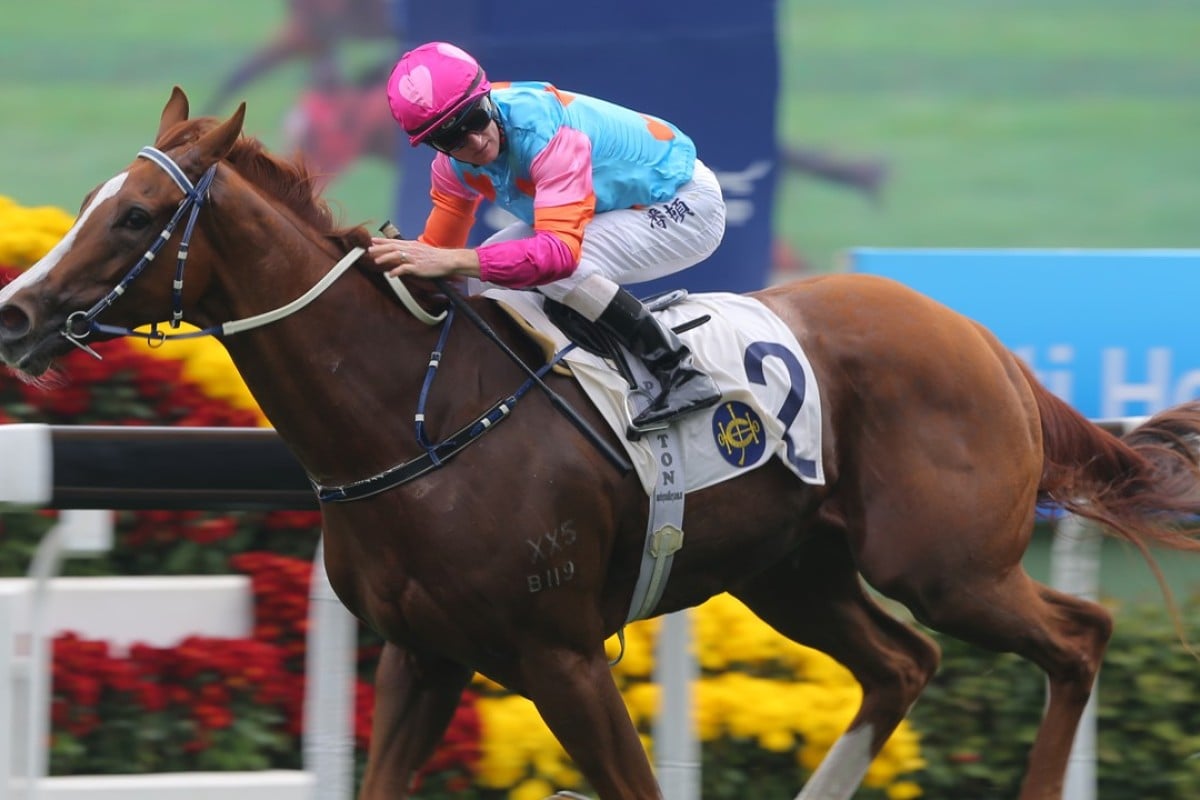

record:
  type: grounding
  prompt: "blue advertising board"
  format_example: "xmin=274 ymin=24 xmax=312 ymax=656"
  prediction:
xmin=851 ymin=248 xmax=1200 ymax=420
xmin=390 ymin=0 xmax=779 ymax=294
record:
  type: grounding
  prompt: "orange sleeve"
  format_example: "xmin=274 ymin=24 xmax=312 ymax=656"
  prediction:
xmin=418 ymin=188 xmax=481 ymax=249
xmin=532 ymin=198 xmax=595 ymax=264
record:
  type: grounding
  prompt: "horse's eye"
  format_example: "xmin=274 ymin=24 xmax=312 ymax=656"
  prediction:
xmin=122 ymin=207 xmax=153 ymax=230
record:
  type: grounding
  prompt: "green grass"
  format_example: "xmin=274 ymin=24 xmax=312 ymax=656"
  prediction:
xmin=775 ymin=0 xmax=1200 ymax=270
xmin=1 ymin=0 xmax=1197 ymax=273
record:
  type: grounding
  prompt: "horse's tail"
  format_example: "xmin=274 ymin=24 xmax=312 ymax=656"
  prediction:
xmin=1020 ymin=358 xmax=1200 ymax=563
xmin=1026 ymin=366 xmax=1200 ymax=549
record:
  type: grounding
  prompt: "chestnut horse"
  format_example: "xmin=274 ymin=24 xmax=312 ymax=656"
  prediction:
xmin=3 ymin=88 xmax=1200 ymax=800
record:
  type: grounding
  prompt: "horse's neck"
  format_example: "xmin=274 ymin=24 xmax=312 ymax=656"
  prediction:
xmin=223 ymin=273 xmax=521 ymax=488
xmin=227 ymin=291 xmax=452 ymax=483
xmin=203 ymin=186 xmax=537 ymax=485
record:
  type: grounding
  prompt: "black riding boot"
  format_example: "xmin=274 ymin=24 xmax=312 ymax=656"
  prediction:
xmin=595 ymin=288 xmax=721 ymax=431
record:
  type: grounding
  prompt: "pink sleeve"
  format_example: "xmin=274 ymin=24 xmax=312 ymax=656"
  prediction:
xmin=474 ymin=128 xmax=596 ymax=288
xmin=529 ymin=127 xmax=593 ymax=209
xmin=476 ymin=232 xmax=576 ymax=289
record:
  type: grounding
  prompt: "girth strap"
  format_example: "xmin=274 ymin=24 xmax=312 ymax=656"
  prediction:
xmin=623 ymin=357 xmax=687 ymax=625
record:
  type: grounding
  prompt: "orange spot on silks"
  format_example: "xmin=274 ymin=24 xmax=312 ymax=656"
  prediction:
xmin=515 ymin=178 xmax=536 ymax=197
xmin=543 ymin=85 xmax=578 ymax=106
xmin=641 ymin=115 xmax=675 ymax=141
xmin=463 ymin=172 xmax=496 ymax=201
xmin=491 ymin=81 xmax=512 ymax=89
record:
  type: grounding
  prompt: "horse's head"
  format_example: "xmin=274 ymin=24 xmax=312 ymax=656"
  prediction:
xmin=0 ymin=87 xmax=245 ymax=376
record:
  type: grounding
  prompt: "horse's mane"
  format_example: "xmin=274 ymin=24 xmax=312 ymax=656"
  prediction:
xmin=159 ymin=118 xmax=372 ymax=253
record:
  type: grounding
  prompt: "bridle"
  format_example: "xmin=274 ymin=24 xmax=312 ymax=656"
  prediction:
xmin=60 ymin=145 xmax=364 ymax=360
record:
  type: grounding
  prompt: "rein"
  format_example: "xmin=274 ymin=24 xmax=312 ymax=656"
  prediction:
xmin=314 ymin=306 xmax=573 ymax=501
xmin=377 ymin=222 xmax=632 ymax=475
xmin=60 ymin=145 xmax=364 ymax=358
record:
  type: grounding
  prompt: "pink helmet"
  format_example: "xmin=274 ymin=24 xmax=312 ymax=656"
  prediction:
xmin=387 ymin=41 xmax=492 ymax=146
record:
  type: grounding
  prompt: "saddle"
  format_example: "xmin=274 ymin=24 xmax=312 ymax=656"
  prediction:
xmin=486 ymin=286 xmax=826 ymax=494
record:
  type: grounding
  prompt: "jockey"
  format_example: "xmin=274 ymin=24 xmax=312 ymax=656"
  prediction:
xmin=369 ymin=41 xmax=725 ymax=433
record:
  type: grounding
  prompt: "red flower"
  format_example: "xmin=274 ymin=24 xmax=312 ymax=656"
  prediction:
xmin=168 ymin=685 xmax=193 ymax=706
xmin=354 ymin=679 xmax=375 ymax=747
xmin=66 ymin=710 xmax=100 ymax=738
xmin=51 ymin=698 xmax=70 ymax=727
xmin=264 ymin=510 xmax=323 ymax=530
xmin=199 ymin=682 xmax=231 ymax=706
xmin=187 ymin=517 xmax=238 ymax=545
xmin=100 ymin=660 xmax=139 ymax=693
xmin=195 ymin=703 xmax=234 ymax=730
xmin=68 ymin=675 xmax=102 ymax=708
xmin=137 ymin=682 xmax=168 ymax=712
xmin=183 ymin=731 xmax=212 ymax=753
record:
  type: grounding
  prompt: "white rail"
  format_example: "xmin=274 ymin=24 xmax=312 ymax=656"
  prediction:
xmin=0 ymin=424 xmax=355 ymax=800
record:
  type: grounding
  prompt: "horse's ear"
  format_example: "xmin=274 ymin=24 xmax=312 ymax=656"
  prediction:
xmin=157 ymin=86 xmax=190 ymax=143
xmin=193 ymin=103 xmax=246 ymax=166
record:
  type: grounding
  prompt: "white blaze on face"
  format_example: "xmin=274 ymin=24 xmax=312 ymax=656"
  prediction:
xmin=0 ymin=172 xmax=128 ymax=305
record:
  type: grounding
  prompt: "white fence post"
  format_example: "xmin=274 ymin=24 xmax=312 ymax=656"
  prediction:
xmin=303 ymin=539 xmax=357 ymax=800
xmin=1 ymin=591 xmax=14 ymax=799
xmin=22 ymin=510 xmax=113 ymax=800
xmin=22 ymin=513 xmax=64 ymax=800
xmin=653 ymin=610 xmax=699 ymax=800
xmin=1051 ymin=514 xmax=1102 ymax=800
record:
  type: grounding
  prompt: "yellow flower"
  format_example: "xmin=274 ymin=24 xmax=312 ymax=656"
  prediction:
xmin=472 ymin=672 xmax=505 ymax=691
xmin=511 ymin=777 xmax=555 ymax=800
xmin=607 ymin=617 xmax=660 ymax=679
xmin=0 ymin=197 xmax=73 ymax=267
xmin=134 ymin=325 xmax=268 ymax=424
xmin=622 ymin=682 xmax=660 ymax=728
xmin=887 ymin=780 xmax=924 ymax=799
xmin=476 ymin=695 xmax=576 ymax=791
xmin=691 ymin=680 xmax=725 ymax=742
xmin=758 ymin=728 xmax=795 ymax=753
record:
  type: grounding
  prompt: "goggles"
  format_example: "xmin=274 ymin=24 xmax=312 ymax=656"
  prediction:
xmin=425 ymin=95 xmax=496 ymax=154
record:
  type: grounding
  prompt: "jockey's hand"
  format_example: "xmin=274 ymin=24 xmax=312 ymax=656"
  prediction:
xmin=367 ymin=238 xmax=481 ymax=280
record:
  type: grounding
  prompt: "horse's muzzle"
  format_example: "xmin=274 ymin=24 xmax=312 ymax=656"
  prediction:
xmin=0 ymin=299 xmax=55 ymax=375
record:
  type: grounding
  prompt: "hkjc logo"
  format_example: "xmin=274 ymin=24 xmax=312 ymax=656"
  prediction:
xmin=712 ymin=401 xmax=766 ymax=468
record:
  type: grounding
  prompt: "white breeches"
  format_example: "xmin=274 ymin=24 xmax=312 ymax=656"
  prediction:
xmin=473 ymin=159 xmax=726 ymax=319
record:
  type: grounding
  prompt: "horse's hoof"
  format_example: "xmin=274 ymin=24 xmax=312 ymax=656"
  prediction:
xmin=547 ymin=793 xmax=591 ymax=800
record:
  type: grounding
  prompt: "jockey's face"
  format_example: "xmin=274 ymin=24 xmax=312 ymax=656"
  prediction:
xmin=448 ymin=121 xmax=501 ymax=166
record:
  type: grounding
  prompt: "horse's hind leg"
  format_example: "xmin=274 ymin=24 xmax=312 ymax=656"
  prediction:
xmin=1018 ymin=584 xmax=1113 ymax=799
xmin=731 ymin=529 xmax=941 ymax=800
xmin=891 ymin=564 xmax=1112 ymax=800
xmin=358 ymin=642 xmax=473 ymax=799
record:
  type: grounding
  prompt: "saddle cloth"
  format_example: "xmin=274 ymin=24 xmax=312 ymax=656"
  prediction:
xmin=486 ymin=288 xmax=826 ymax=495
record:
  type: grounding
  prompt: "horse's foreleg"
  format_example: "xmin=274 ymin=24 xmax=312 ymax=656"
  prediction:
xmin=520 ymin=645 xmax=661 ymax=800
xmin=358 ymin=642 xmax=473 ymax=800
xmin=732 ymin=532 xmax=940 ymax=800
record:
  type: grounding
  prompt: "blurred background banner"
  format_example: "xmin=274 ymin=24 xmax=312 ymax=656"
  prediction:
xmin=852 ymin=249 xmax=1200 ymax=420
xmin=392 ymin=0 xmax=781 ymax=294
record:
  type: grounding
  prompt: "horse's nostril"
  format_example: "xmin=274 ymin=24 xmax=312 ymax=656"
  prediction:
xmin=0 ymin=303 xmax=32 ymax=337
